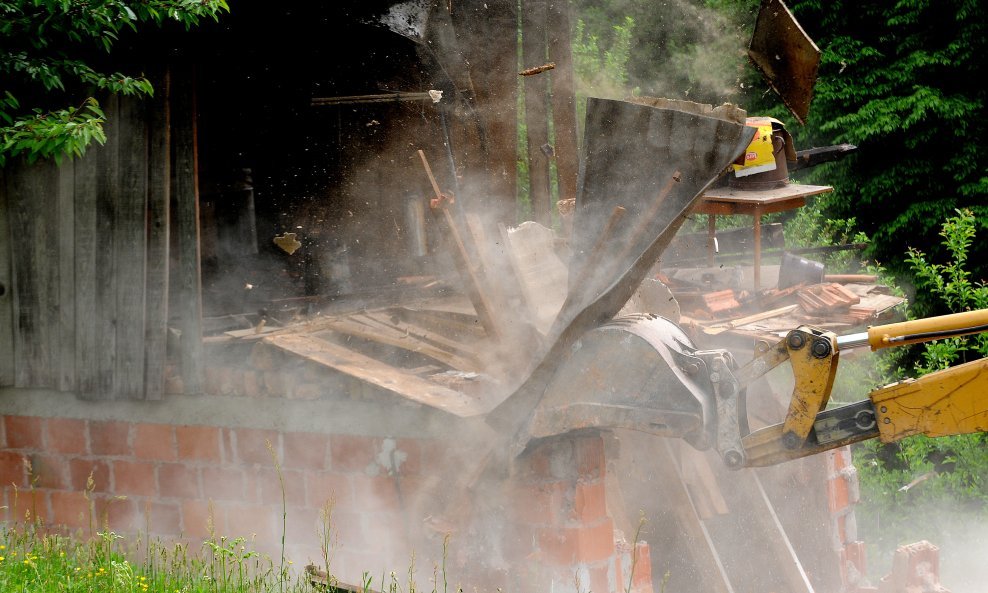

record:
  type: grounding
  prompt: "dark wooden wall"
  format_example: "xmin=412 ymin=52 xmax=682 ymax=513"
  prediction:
xmin=0 ymin=72 xmax=202 ymax=400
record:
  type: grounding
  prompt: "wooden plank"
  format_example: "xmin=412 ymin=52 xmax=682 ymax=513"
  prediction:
xmin=93 ymin=93 xmax=120 ymax=397
xmin=8 ymin=158 xmax=59 ymax=387
xmin=706 ymin=304 xmax=800 ymax=335
xmin=387 ymin=305 xmax=486 ymax=341
xmin=521 ymin=0 xmax=552 ymax=226
xmin=263 ymin=333 xmax=484 ymax=417
xmin=327 ymin=317 xmax=480 ymax=372
xmin=57 ymin=159 xmax=76 ymax=391
xmin=172 ymin=67 xmax=204 ymax=393
xmin=113 ymin=94 xmax=149 ymax=398
xmin=144 ymin=67 xmax=172 ymax=400
xmin=0 ymin=169 xmax=14 ymax=386
xmin=359 ymin=310 xmax=479 ymax=360
xmin=74 ymin=142 xmax=100 ymax=397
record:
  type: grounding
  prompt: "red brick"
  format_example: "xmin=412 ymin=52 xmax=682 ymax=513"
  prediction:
xmin=181 ymin=499 xmax=217 ymax=539
xmin=306 ymin=472 xmax=352 ymax=508
xmin=0 ymin=450 xmax=27 ymax=487
xmin=134 ymin=423 xmax=176 ymax=461
xmin=330 ymin=434 xmax=378 ymax=473
xmin=588 ymin=562 xmax=611 ymax=593
xmin=360 ymin=510 xmax=407 ymax=543
xmin=258 ymin=468 xmax=305 ymax=507
xmin=331 ymin=510 xmax=371 ymax=550
xmin=235 ymin=428 xmax=280 ymax=466
xmin=4 ymin=416 xmax=44 ymax=449
xmin=69 ymin=458 xmax=111 ymax=492
xmin=509 ymin=482 xmax=565 ymax=526
xmin=350 ymin=475 xmax=401 ymax=512
xmin=537 ymin=518 xmax=615 ymax=565
xmin=89 ymin=421 xmax=132 ymax=456
xmin=283 ymin=432 xmax=330 ymax=471
xmin=46 ymin=418 xmax=88 ymax=455
xmin=828 ymin=446 xmax=852 ymax=478
xmin=50 ymin=490 xmax=91 ymax=530
xmin=574 ymin=434 xmax=605 ymax=479
xmin=391 ymin=438 xmax=422 ymax=475
xmin=845 ymin=540 xmax=868 ymax=585
xmin=176 ymin=425 xmax=222 ymax=463
xmin=26 ymin=453 xmax=68 ymax=490
xmin=397 ymin=439 xmax=432 ymax=475
xmin=200 ymin=466 xmax=246 ymax=500
xmin=93 ymin=496 xmax=139 ymax=532
xmin=574 ymin=481 xmax=607 ymax=523
xmin=631 ymin=541 xmax=652 ymax=588
xmin=113 ymin=460 xmax=157 ymax=497
xmin=827 ymin=476 xmax=851 ymax=514
xmin=285 ymin=506 xmax=321 ymax=547
xmin=225 ymin=504 xmax=276 ymax=540
xmin=158 ymin=463 xmax=200 ymax=499
xmin=145 ymin=501 xmax=182 ymax=537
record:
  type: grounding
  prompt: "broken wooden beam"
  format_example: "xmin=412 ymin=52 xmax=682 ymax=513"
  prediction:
xmin=417 ymin=150 xmax=503 ymax=341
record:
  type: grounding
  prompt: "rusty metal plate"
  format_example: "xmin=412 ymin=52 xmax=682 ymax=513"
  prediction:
xmin=748 ymin=0 xmax=821 ymax=124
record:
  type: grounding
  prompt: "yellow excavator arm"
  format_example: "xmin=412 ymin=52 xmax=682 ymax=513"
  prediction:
xmin=731 ymin=309 xmax=988 ymax=468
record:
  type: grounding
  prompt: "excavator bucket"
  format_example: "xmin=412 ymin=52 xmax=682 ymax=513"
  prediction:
xmin=529 ymin=315 xmax=718 ymax=452
xmin=486 ymin=97 xmax=756 ymax=452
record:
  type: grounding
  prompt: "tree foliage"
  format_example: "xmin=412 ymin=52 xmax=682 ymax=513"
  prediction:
xmin=0 ymin=0 xmax=229 ymax=166
xmin=778 ymin=0 xmax=988 ymax=304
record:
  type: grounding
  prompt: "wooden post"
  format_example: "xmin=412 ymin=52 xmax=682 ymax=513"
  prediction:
xmin=449 ymin=0 xmax=519 ymax=226
xmin=547 ymin=0 xmax=579 ymax=204
xmin=521 ymin=0 xmax=553 ymax=226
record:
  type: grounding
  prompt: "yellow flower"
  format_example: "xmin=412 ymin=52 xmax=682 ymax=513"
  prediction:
xmin=0 ymin=556 xmax=4 ymax=561
xmin=0 ymin=544 xmax=6 ymax=550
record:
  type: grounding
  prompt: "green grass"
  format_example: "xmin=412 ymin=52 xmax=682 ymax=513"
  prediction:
xmin=0 ymin=518 xmax=311 ymax=593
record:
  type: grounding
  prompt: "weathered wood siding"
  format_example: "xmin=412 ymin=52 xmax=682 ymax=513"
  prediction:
xmin=0 ymin=78 xmax=200 ymax=399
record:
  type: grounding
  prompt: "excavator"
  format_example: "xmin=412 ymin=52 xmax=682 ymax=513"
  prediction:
xmin=478 ymin=96 xmax=988 ymax=474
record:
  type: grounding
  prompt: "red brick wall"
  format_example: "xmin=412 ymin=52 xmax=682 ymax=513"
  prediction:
xmin=0 ymin=413 xmax=653 ymax=593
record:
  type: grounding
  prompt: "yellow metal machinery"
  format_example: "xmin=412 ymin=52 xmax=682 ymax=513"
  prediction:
xmin=735 ymin=308 xmax=988 ymax=468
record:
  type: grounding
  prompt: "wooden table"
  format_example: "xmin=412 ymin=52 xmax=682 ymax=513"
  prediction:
xmin=694 ymin=184 xmax=833 ymax=289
